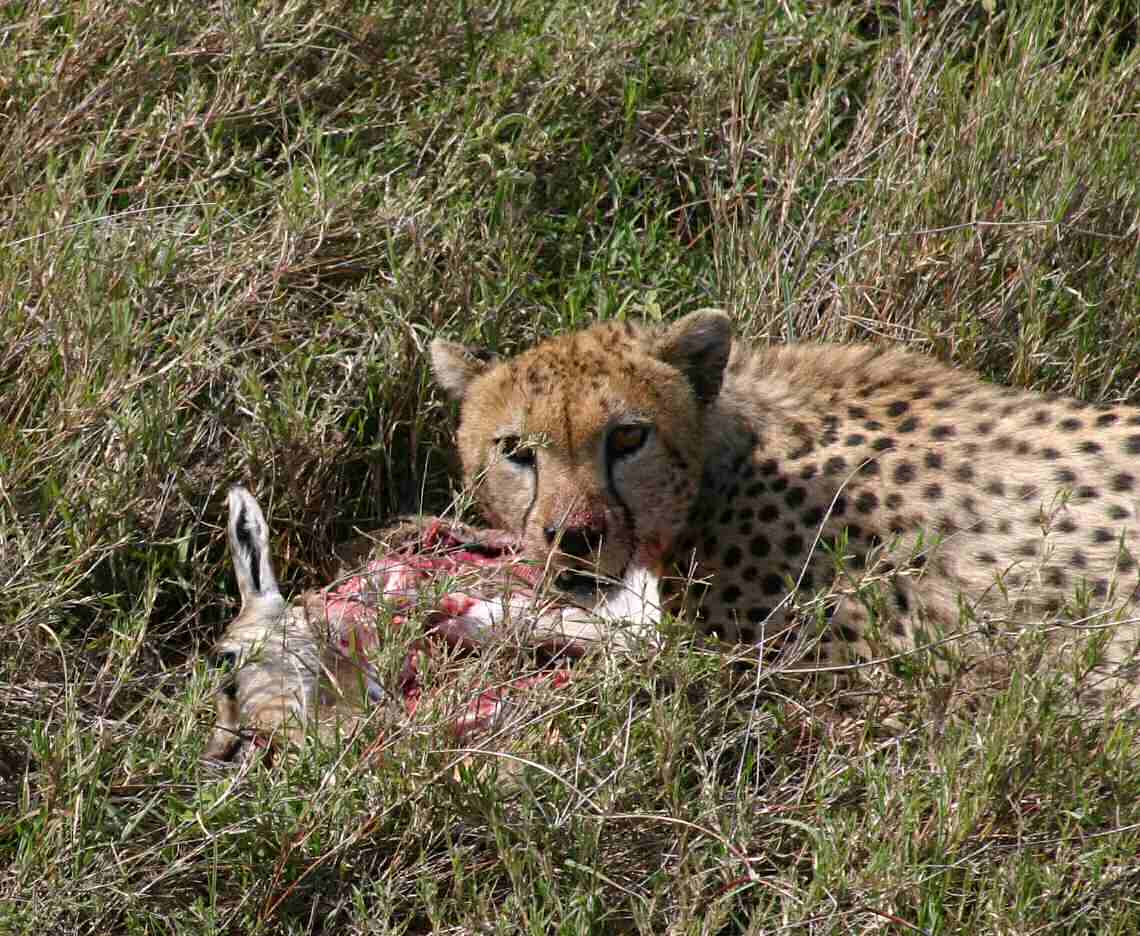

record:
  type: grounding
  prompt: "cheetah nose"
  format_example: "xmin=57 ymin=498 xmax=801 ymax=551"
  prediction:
xmin=544 ymin=524 xmax=603 ymax=558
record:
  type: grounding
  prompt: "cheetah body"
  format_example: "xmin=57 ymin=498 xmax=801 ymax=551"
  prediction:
xmin=431 ymin=312 xmax=1140 ymax=698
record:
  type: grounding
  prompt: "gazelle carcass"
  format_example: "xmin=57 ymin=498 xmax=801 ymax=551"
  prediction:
xmin=206 ymin=487 xmax=661 ymax=759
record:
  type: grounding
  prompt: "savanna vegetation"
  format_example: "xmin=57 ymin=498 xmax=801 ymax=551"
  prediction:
xmin=2 ymin=0 xmax=1139 ymax=931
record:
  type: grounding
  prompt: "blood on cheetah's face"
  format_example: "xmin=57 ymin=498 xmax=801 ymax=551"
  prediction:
xmin=431 ymin=311 xmax=731 ymax=589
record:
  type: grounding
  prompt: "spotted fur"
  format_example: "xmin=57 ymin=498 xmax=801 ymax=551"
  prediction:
xmin=432 ymin=311 xmax=1140 ymax=704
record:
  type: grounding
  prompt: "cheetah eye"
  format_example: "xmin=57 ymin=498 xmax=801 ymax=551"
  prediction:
xmin=607 ymin=424 xmax=650 ymax=460
xmin=496 ymin=435 xmax=536 ymax=466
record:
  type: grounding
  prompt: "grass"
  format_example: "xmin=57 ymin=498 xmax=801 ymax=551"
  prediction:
xmin=2 ymin=0 xmax=1140 ymax=931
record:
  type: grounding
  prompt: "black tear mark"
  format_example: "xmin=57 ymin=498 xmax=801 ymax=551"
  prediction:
xmin=235 ymin=504 xmax=262 ymax=593
xmin=605 ymin=448 xmax=636 ymax=552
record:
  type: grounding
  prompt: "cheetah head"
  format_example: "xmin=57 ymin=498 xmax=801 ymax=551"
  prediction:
xmin=431 ymin=310 xmax=732 ymax=591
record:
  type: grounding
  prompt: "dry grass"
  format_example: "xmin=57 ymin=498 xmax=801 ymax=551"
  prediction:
xmin=2 ymin=0 xmax=1139 ymax=932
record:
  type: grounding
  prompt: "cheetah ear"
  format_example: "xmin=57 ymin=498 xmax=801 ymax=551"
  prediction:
xmin=430 ymin=338 xmax=498 ymax=401
xmin=227 ymin=486 xmax=284 ymax=613
xmin=655 ymin=309 xmax=733 ymax=404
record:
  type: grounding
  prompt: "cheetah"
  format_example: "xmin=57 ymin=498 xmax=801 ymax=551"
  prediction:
xmin=431 ymin=310 xmax=1140 ymax=705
